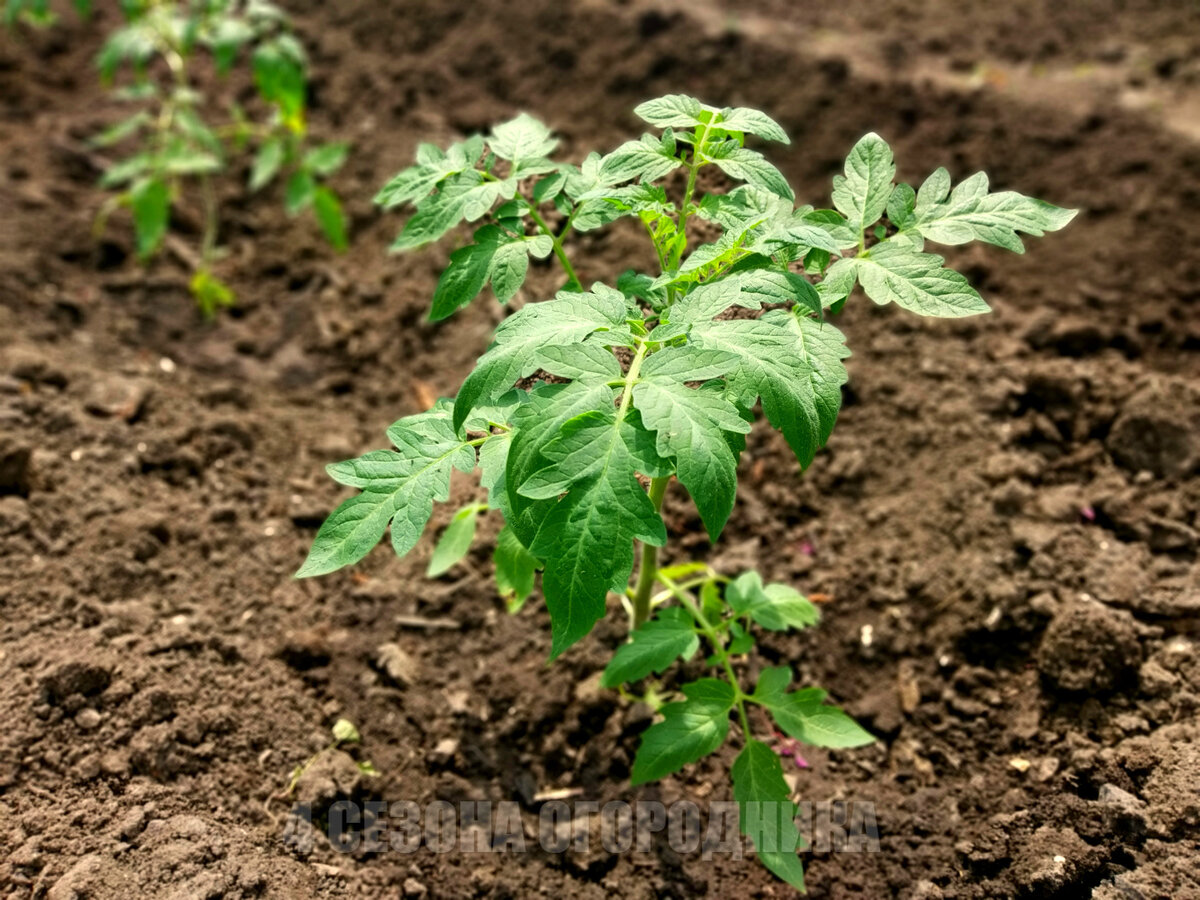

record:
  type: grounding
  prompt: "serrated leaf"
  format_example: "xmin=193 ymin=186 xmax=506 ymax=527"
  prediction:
xmin=687 ymin=311 xmax=849 ymax=467
xmin=718 ymin=107 xmax=790 ymax=144
xmin=494 ymin=525 xmax=538 ymax=612
xmin=704 ymin=141 xmax=794 ymax=201
xmin=855 ymin=243 xmax=990 ymax=317
xmin=887 ymin=183 xmax=917 ymax=230
xmin=453 ymin=284 xmax=630 ymax=431
xmin=489 ymin=112 xmax=558 ymax=166
xmin=634 ymin=377 xmax=749 ymax=539
xmin=392 ymin=171 xmax=515 ymax=251
xmin=601 ymin=608 xmax=699 ymax=688
xmin=832 ymin=132 xmax=895 ymax=233
xmin=631 ymin=679 xmax=734 ymax=785
xmin=523 ymin=409 xmax=668 ymax=658
xmin=599 ymin=133 xmax=681 ymax=184
xmin=488 ymin=240 xmax=530 ymax=302
xmin=537 ymin=343 xmax=621 ymax=380
xmin=298 ymin=402 xmax=477 ymax=577
xmin=427 ymin=503 xmax=484 ymax=577
xmin=907 ymin=170 xmax=1077 ymax=253
xmin=727 ymin=572 xmax=819 ymax=631
xmin=732 ymin=740 xmax=807 ymax=890
xmin=634 ymin=94 xmax=711 ymax=129
xmin=374 ymin=136 xmax=483 ymax=209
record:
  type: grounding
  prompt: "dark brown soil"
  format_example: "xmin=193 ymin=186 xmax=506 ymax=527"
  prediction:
xmin=3 ymin=1 xmax=1200 ymax=898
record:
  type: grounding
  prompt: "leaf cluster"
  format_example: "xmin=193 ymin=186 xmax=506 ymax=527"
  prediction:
xmin=91 ymin=0 xmax=350 ymax=312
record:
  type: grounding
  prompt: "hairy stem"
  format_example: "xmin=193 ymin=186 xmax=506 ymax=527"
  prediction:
xmin=631 ymin=475 xmax=671 ymax=628
xmin=528 ymin=206 xmax=581 ymax=291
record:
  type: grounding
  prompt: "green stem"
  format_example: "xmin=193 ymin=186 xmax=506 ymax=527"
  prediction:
xmin=528 ymin=206 xmax=581 ymax=291
xmin=631 ymin=475 xmax=670 ymax=628
xmin=658 ymin=571 xmax=752 ymax=738
xmin=199 ymin=174 xmax=218 ymax=271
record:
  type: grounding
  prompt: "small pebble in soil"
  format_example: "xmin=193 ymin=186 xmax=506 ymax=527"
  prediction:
xmin=74 ymin=708 xmax=101 ymax=731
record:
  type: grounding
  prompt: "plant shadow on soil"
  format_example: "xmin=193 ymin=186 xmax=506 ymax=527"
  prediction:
xmin=1 ymin=1 xmax=1199 ymax=898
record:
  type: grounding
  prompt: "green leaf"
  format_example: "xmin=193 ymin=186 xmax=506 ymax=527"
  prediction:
xmin=633 ymin=94 xmax=711 ymax=129
xmin=130 ymin=177 xmax=169 ymax=260
xmin=770 ymin=697 xmax=874 ymax=749
xmin=703 ymin=141 xmax=794 ymax=201
xmin=494 ymin=525 xmax=538 ymax=612
xmin=634 ymin=352 xmax=751 ymax=538
xmin=906 ymin=169 xmax=1077 ymax=252
xmin=431 ymin=239 xmax=493 ymax=321
xmin=427 ymin=504 xmax=484 ymax=577
xmin=631 ymin=679 xmax=734 ymax=785
xmin=887 ymin=183 xmax=917 ymax=230
xmin=453 ymin=284 xmax=630 ymax=432
xmin=727 ymin=572 xmax=819 ymax=631
xmin=208 ymin=18 xmax=255 ymax=74
xmin=91 ymin=111 xmax=151 ymax=148
xmin=304 ymin=142 xmax=350 ymax=176
xmin=855 ymin=243 xmax=990 ymax=317
xmin=521 ymin=408 xmax=668 ymax=658
xmin=489 ymin=113 xmax=558 ymax=166
xmin=331 ymin=718 xmax=361 ymax=744
xmin=190 ymin=270 xmax=235 ymax=318
xmin=532 ymin=173 xmax=566 ymax=203
xmin=537 ymin=343 xmax=621 ymax=380
xmin=313 ymin=186 xmax=348 ymax=251
xmin=375 ymin=136 xmax=483 ymax=209
xmin=601 ymin=608 xmax=700 ymax=688
xmin=285 ymin=170 xmax=316 ymax=214
xmin=832 ymin=132 xmax=895 ymax=233
xmin=391 ymin=171 xmax=515 ymax=251
xmin=297 ymin=401 xmax=477 ymax=577
xmin=732 ymin=740 xmax=807 ymax=891
xmin=718 ymin=107 xmax=790 ymax=144
xmin=686 ymin=310 xmax=849 ymax=468
xmin=599 ymin=133 xmax=680 ymax=184
xmin=488 ymin=240 xmax=530 ymax=303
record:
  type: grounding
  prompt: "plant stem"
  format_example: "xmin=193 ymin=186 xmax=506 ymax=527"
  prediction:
xmin=658 ymin=571 xmax=752 ymax=738
xmin=528 ymin=206 xmax=581 ymax=291
xmin=631 ymin=475 xmax=670 ymax=628
xmin=199 ymin=174 xmax=218 ymax=271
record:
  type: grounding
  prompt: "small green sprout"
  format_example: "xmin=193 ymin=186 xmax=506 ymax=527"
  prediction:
xmin=298 ymin=94 xmax=1074 ymax=889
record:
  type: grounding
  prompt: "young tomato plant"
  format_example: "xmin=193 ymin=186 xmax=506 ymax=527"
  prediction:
xmin=2 ymin=0 xmax=89 ymax=27
xmin=298 ymin=95 xmax=1074 ymax=889
xmin=92 ymin=0 xmax=349 ymax=315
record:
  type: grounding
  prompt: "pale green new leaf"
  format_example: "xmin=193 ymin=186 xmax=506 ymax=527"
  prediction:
xmin=601 ymin=608 xmax=700 ymax=687
xmin=727 ymin=571 xmax=820 ymax=631
xmin=427 ymin=503 xmax=484 ymax=577
xmin=732 ymin=740 xmax=807 ymax=890
xmin=489 ymin=113 xmax=558 ymax=166
xmin=374 ymin=135 xmax=484 ymax=209
xmin=832 ymin=132 xmax=895 ymax=233
xmin=631 ymin=678 xmax=735 ymax=785
xmin=906 ymin=169 xmax=1077 ymax=252
xmin=719 ymin=107 xmax=790 ymax=144
xmin=494 ymin=525 xmax=538 ymax=612
xmin=855 ymin=243 xmax=990 ymax=317
xmin=633 ymin=94 xmax=711 ymax=129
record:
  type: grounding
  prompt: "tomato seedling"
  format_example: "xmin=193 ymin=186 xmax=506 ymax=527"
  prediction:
xmin=2 ymin=0 xmax=90 ymax=27
xmin=299 ymin=95 xmax=1073 ymax=889
xmin=91 ymin=0 xmax=349 ymax=315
